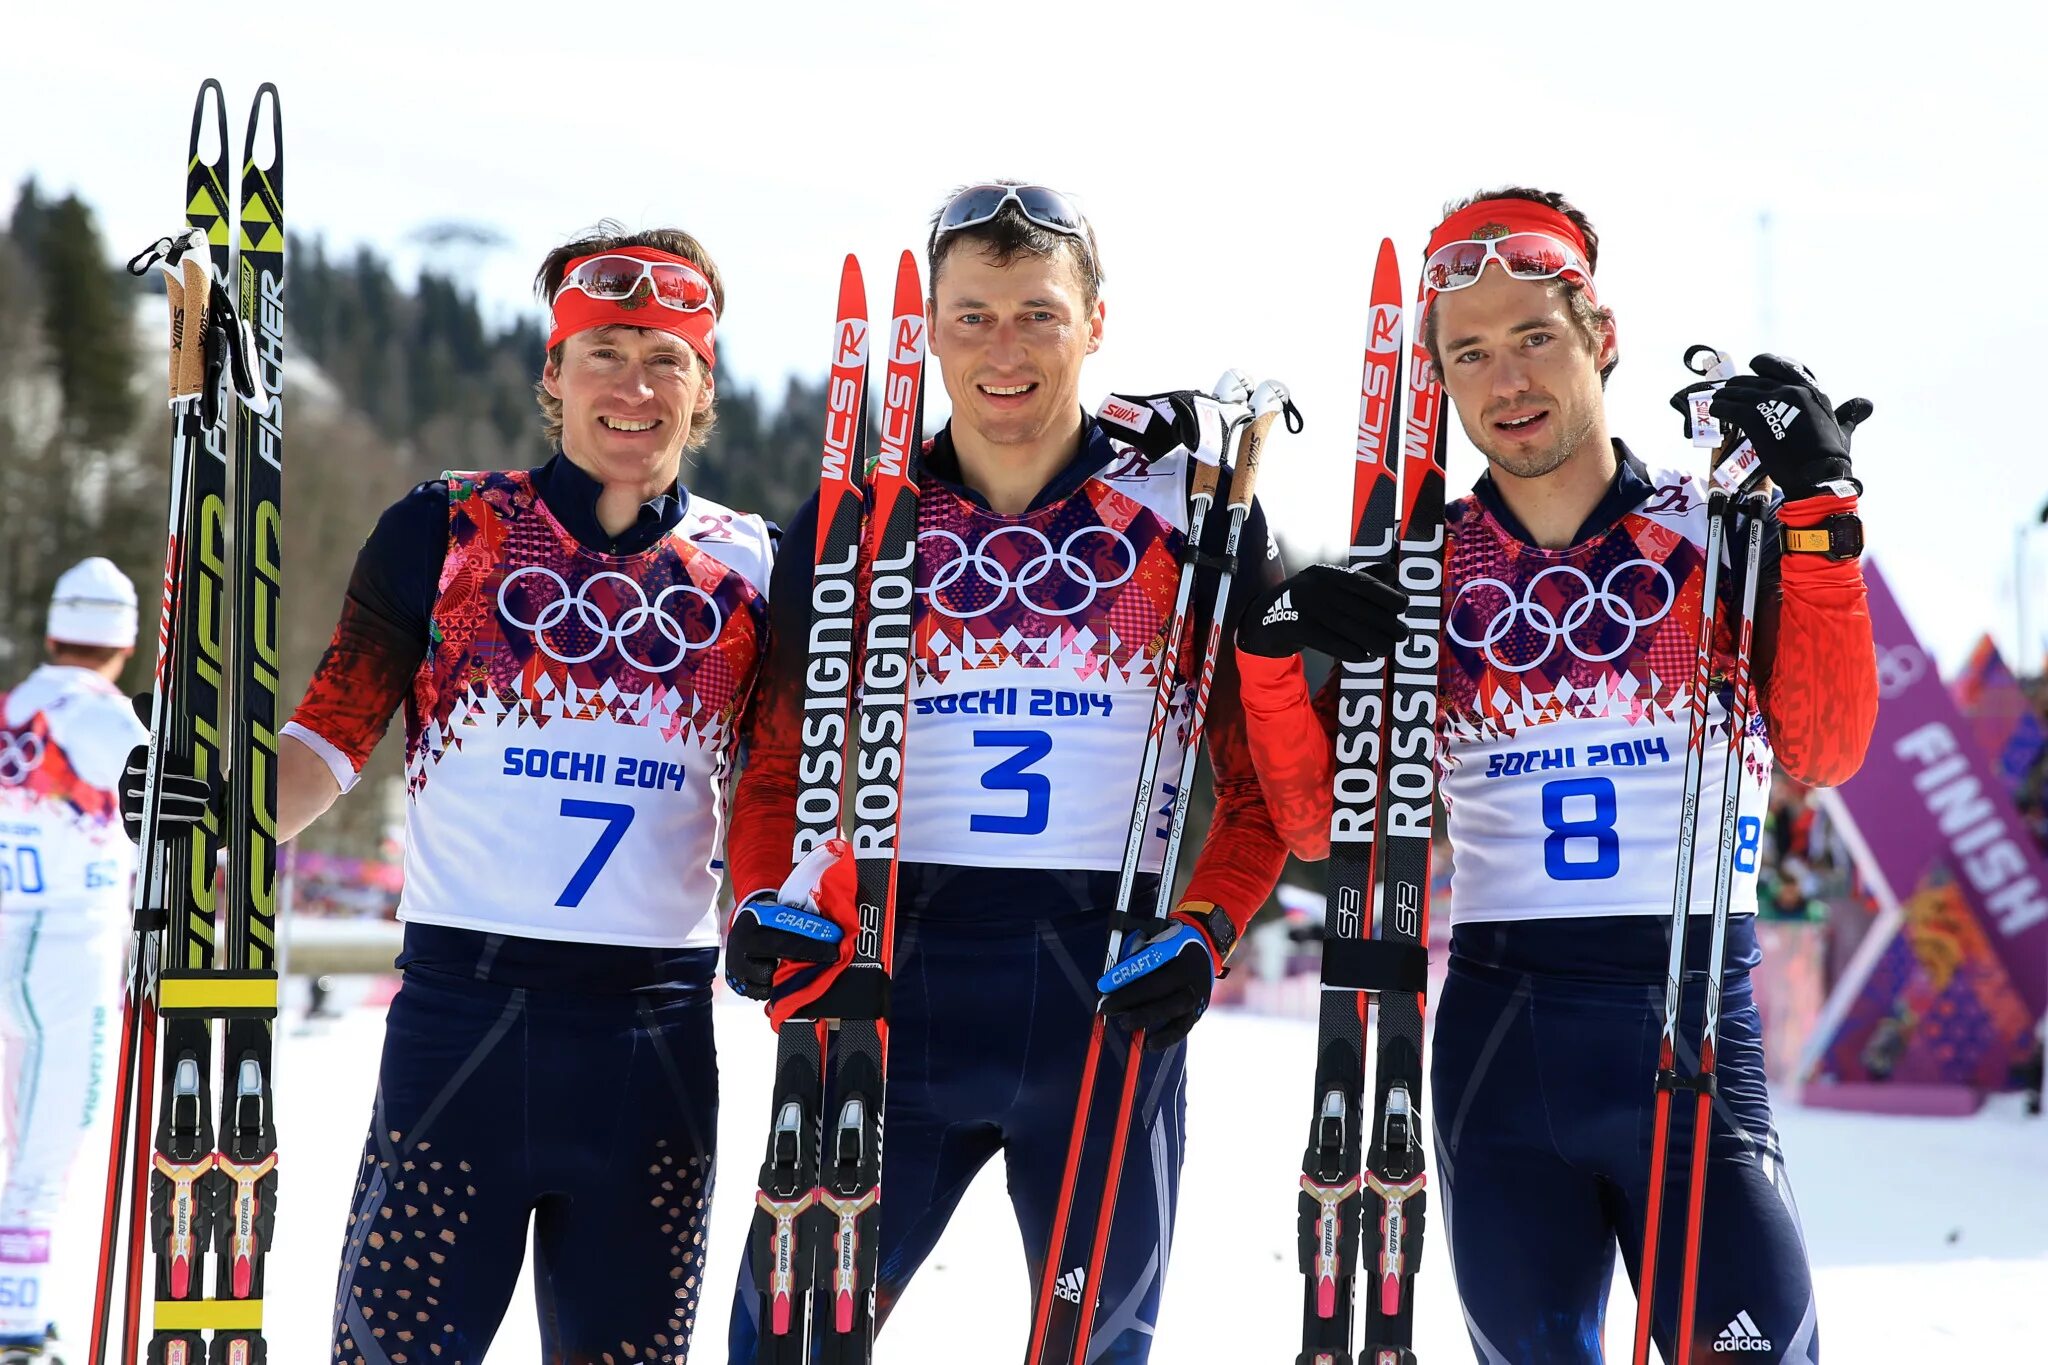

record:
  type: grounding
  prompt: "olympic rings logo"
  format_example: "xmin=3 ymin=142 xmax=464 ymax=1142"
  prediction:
xmin=1447 ymin=559 xmax=1677 ymax=674
xmin=1876 ymin=645 xmax=1926 ymax=699
xmin=918 ymin=524 xmax=1139 ymax=620
xmin=496 ymin=567 xmax=722 ymax=674
xmin=0 ymin=733 xmax=45 ymax=785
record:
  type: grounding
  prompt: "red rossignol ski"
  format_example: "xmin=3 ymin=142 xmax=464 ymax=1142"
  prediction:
xmin=747 ymin=252 xmax=925 ymax=1365
xmin=1297 ymin=239 xmax=1411 ymax=1365
xmin=747 ymin=254 xmax=871 ymax=1365
xmin=1027 ymin=380 xmax=1293 ymax=1365
xmin=1351 ymin=247 xmax=1452 ymax=1365
xmin=812 ymin=252 xmax=924 ymax=1365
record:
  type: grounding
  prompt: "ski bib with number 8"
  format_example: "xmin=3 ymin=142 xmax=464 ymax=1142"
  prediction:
xmin=1438 ymin=464 xmax=1771 ymax=923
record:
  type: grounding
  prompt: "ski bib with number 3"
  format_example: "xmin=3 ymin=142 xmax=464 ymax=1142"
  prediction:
xmin=898 ymin=446 xmax=1197 ymax=872
xmin=1438 ymin=466 xmax=1771 ymax=924
xmin=396 ymin=471 xmax=770 ymax=947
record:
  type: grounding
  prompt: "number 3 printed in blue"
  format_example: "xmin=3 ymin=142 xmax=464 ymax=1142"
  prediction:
xmin=972 ymin=729 xmax=1052 ymax=835
xmin=1541 ymin=777 xmax=1619 ymax=881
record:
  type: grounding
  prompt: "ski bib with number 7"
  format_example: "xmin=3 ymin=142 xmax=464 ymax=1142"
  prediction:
xmin=1438 ymin=465 xmax=1771 ymax=925
xmin=396 ymin=470 xmax=771 ymax=947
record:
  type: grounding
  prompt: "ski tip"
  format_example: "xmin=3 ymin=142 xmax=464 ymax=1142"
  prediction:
xmin=1374 ymin=235 xmax=1400 ymax=277
xmin=893 ymin=249 xmax=924 ymax=312
xmin=245 ymin=85 xmax=284 ymax=168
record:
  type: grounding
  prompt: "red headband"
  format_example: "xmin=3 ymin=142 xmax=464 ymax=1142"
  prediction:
xmin=547 ymin=246 xmax=718 ymax=367
xmin=1424 ymin=198 xmax=1597 ymax=303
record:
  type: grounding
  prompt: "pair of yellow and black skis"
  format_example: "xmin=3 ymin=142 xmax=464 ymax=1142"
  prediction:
xmin=93 ymin=78 xmax=285 ymax=1365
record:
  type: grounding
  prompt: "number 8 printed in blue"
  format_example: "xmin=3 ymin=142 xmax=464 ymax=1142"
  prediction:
xmin=1541 ymin=776 xmax=1620 ymax=880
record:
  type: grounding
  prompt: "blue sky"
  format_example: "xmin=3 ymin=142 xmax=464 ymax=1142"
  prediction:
xmin=7 ymin=0 xmax=2044 ymax=670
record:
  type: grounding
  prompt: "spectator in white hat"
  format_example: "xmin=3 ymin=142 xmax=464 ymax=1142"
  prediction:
xmin=0 ymin=557 xmax=148 ymax=1359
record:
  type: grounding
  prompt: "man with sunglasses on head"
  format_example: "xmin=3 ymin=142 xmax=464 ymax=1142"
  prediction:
xmin=1230 ymin=188 xmax=1877 ymax=1362
xmin=133 ymin=226 xmax=769 ymax=1359
xmin=721 ymin=182 xmax=1289 ymax=1361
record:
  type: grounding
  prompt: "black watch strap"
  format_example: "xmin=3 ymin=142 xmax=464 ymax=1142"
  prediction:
xmin=1781 ymin=513 xmax=1862 ymax=561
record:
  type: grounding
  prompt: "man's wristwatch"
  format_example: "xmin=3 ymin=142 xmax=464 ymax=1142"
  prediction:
xmin=1781 ymin=512 xmax=1863 ymax=561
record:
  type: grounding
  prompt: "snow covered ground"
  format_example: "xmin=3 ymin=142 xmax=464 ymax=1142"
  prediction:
xmin=41 ymin=985 xmax=2047 ymax=1361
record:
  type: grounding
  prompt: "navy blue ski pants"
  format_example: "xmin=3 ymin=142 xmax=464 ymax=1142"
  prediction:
xmin=331 ymin=925 xmax=719 ymax=1365
xmin=1431 ymin=915 xmax=1818 ymax=1364
xmin=727 ymin=907 xmax=1188 ymax=1364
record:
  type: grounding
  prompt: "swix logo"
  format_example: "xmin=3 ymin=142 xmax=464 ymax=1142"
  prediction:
xmin=891 ymin=317 xmax=926 ymax=366
xmin=1100 ymin=397 xmax=1150 ymax=430
xmin=1756 ymin=399 xmax=1800 ymax=441
xmin=1053 ymin=1266 xmax=1087 ymax=1304
xmin=837 ymin=320 xmax=868 ymax=366
xmin=1366 ymin=304 xmax=1401 ymax=354
xmin=1713 ymin=1310 xmax=1773 ymax=1351
xmin=1642 ymin=482 xmax=1693 ymax=516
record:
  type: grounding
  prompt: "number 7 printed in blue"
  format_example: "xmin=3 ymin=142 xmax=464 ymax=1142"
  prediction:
xmin=558 ymin=799 xmax=636 ymax=907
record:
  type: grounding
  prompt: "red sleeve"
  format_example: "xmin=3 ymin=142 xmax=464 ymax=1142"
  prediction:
xmin=1233 ymin=646 xmax=1340 ymax=862
xmin=1179 ymin=636 xmax=1291 ymax=945
xmin=1759 ymin=493 xmax=1878 ymax=787
xmin=726 ymin=655 xmax=800 ymax=906
xmin=725 ymin=497 xmax=817 ymax=905
xmin=288 ymin=585 xmax=424 ymax=772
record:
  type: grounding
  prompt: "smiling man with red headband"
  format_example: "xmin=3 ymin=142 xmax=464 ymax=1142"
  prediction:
xmin=134 ymin=225 xmax=773 ymax=1358
xmin=1229 ymin=187 xmax=1878 ymax=1362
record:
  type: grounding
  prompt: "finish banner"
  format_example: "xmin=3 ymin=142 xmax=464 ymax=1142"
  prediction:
xmin=1805 ymin=561 xmax=2046 ymax=1098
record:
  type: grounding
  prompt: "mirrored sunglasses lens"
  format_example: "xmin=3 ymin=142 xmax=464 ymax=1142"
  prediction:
xmin=1498 ymin=234 xmax=1572 ymax=279
xmin=1426 ymin=243 xmax=1488 ymax=291
xmin=1013 ymin=187 xmax=1084 ymax=234
xmin=571 ymin=257 xmax=644 ymax=299
xmin=648 ymin=264 xmax=712 ymax=312
xmin=938 ymin=186 xmax=1013 ymax=231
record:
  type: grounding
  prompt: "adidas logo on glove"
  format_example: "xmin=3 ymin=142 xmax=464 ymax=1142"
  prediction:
xmin=1755 ymin=399 xmax=1801 ymax=442
xmin=1262 ymin=590 xmax=1298 ymax=628
xmin=1712 ymin=1310 xmax=1774 ymax=1352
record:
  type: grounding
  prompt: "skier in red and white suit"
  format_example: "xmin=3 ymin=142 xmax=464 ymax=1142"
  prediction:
xmin=1232 ymin=189 xmax=1878 ymax=1363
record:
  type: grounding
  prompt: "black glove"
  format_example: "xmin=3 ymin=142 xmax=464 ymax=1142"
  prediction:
xmin=1670 ymin=354 xmax=1873 ymax=499
xmin=724 ymin=893 xmax=843 ymax=1000
xmin=1095 ymin=389 xmax=1211 ymax=463
xmin=1097 ymin=920 xmax=1216 ymax=1051
xmin=1238 ymin=563 xmax=1408 ymax=662
xmin=119 ymin=742 xmax=222 ymax=845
